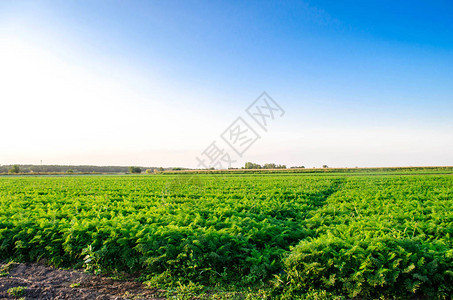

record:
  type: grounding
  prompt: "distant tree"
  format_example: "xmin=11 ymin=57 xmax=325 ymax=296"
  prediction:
xmin=158 ymin=167 xmax=164 ymax=172
xmin=261 ymin=163 xmax=286 ymax=169
xmin=66 ymin=169 xmax=74 ymax=174
xmin=145 ymin=169 xmax=152 ymax=174
xmin=263 ymin=163 xmax=276 ymax=169
xmin=322 ymin=165 xmax=329 ymax=168
xmin=128 ymin=166 xmax=142 ymax=174
xmin=244 ymin=162 xmax=262 ymax=169
xmin=8 ymin=165 xmax=20 ymax=174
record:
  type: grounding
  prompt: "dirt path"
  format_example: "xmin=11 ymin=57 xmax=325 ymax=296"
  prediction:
xmin=0 ymin=262 xmax=165 ymax=299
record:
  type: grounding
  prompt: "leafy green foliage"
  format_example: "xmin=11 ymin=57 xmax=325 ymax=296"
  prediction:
xmin=70 ymin=282 xmax=81 ymax=288
xmin=275 ymin=176 xmax=453 ymax=299
xmin=0 ymin=174 xmax=451 ymax=299
xmin=7 ymin=286 xmax=26 ymax=297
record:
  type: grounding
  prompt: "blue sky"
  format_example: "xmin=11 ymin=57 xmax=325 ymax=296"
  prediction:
xmin=1 ymin=1 xmax=452 ymax=168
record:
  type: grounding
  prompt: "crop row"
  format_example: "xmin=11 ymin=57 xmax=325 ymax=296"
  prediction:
xmin=0 ymin=174 xmax=451 ymax=298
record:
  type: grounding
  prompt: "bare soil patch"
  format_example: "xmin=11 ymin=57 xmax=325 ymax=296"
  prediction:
xmin=0 ymin=262 xmax=164 ymax=299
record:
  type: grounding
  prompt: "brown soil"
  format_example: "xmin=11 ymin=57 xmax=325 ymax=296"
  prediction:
xmin=0 ymin=262 xmax=165 ymax=299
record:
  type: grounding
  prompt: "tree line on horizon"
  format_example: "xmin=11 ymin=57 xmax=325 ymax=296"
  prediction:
xmin=0 ymin=164 xmax=171 ymax=174
xmin=0 ymin=163 xmax=308 ymax=174
xmin=243 ymin=162 xmax=288 ymax=169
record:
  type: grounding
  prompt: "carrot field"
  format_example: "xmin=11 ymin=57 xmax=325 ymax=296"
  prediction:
xmin=0 ymin=172 xmax=452 ymax=299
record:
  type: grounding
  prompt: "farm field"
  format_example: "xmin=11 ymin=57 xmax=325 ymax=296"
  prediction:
xmin=0 ymin=172 xmax=452 ymax=299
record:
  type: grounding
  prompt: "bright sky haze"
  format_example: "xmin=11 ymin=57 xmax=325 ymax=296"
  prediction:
xmin=1 ymin=1 xmax=452 ymax=168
